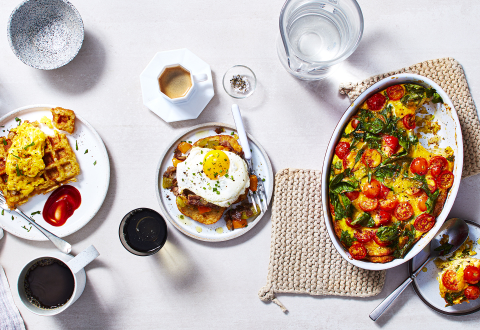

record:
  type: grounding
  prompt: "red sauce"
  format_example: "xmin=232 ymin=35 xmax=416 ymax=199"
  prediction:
xmin=43 ymin=185 xmax=81 ymax=226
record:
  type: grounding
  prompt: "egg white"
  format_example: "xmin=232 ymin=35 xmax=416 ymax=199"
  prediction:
xmin=176 ymin=147 xmax=250 ymax=207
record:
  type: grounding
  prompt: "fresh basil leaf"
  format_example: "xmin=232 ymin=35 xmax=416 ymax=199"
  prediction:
xmin=374 ymin=164 xmax=400 ymax=182
xmin=333 ymin=162 xmax=342 ymax=170
xmin=350 ymin=212 xmax=371 ymax=227
xmin=434 ymin=242 xmax=454 ymax=256
xmin=364 ymin=118 xmax=385 ymax=134
xmin=330 ymin=182 xmax=356 ymax=195
xmin=432 ymin=92 xmax=443 ymax=103
xmin=376 ymin=224 xmax=400 ymax=242
xmin=340 ymin=230 xmax=357 ymax=248
xmin=426 ymin=189 xmax=440 ymax=214
xmin=354 ymin=148 xmax=365 ymax=164
xmin=366 ymin=217 xmax=376 ymax=228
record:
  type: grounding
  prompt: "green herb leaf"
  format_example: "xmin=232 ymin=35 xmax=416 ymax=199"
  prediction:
xmin=23 ymin=142 xmax=35 ymax=150
xmin=434 ymin=242 xmax=454 ymax=256
xmin=93 ymin=161 xmax=97 ymax=166
xmin=376 ymin=224 xmax=400 ymax=242
xmin=340 ymin=230 xmax=357 ymax=248
xmin=15 ymin=117 xmax=22 ymax=126
xmin=2 ymin=139 xmax=7 ymax=146
xmin=76 ymin=140 xmax=78 ymax=150
xmin=31 ymin=211 xmax=41 ymax=216
xmin=84 ymin=149 xmax=88 ymax=154
xmin=350 ymin=212 xmax=372 ymax=227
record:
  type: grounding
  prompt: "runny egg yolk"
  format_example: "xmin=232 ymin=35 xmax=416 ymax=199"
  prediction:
xmin=203 ymin=150 xmax=230 ymax=180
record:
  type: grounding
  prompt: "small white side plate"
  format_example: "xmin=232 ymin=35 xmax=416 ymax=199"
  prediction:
xmin=0 ymin=105 xmax=110 ymax=240
xmin=140 ymin=49 xmax=214 ymax=122
xmin=409 ymin=220 xmax=480 ymax=315
xmin=155 ymin=123 xmax=273 ymax=242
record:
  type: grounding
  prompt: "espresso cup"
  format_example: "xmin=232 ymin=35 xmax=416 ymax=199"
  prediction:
xmin=17 ymin=245 xmax=99 ymax=316
xmin=157 ymin=64 xmax=207 ymax=104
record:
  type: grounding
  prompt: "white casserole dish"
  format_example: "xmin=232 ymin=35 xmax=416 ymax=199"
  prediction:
xmin=321 ymin=74 xmax=464 ymax=270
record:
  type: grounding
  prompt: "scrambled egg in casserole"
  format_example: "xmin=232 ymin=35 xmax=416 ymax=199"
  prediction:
xmin=6 ymin=122 xmax=46 ymax=196
xmin=435 ymin=238 xmax=480 ymax=306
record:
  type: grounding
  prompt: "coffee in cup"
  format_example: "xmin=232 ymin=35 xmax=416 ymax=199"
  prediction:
xmin=24 ymin=258 xmax=74 ymax=309
xmin=18 ymin=245 xmax=99 ymax=316
xmin=158 ymin=65 xmax=192 ymax=99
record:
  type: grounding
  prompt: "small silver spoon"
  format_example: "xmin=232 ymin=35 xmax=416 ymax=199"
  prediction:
xmin=370 ymin=218 xmax=469 ymax=321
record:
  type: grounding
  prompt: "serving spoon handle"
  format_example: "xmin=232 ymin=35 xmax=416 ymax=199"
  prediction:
xmin=369 ymin=256 xmax=432 ymax=321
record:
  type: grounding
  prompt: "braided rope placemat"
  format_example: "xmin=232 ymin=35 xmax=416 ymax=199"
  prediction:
xmin=339 ymin=57 xmax=480 ymax=178
xmin=258 ymin=169 xmax=385 ymax=313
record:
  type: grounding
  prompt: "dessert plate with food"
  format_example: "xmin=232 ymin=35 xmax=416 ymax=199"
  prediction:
xmin=409 ymin=220 xmax=480 ymax=315
xmin=322 ymin=74 xmax=463 ymax=270
xmin=155 ymin=123 xmax=273 ymax=242
xmin=0 ymin=105 xmax=109 ymax=240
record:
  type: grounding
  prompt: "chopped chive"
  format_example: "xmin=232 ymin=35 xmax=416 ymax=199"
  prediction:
xmin=31 ymin=211 xmax=41 ymax=216
xmin=231 ymin=132 xmax=234 ymax=135
xmin=1 ymin=210 xmax=3 ymax=216
xmin=76 ymin=140 xmax=78 ymax=150
xmin=2 ymin=139 xmax=7 ymax=146
xmin=262 ymin=178 xmax=265 ymax=182
xmin=84 ymin=149 xmax=88 ymax=154
xmin=93 ymin=161 xmax=97 ymax=166
xmin=23 ymin=142 xmax=35 ymax=150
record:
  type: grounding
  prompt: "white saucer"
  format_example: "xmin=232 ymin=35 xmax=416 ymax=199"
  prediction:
xmin=140 ymin=49 xmax=214 ymax=122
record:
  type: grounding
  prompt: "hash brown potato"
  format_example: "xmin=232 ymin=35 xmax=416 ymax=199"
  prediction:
xmin=51 ymin=107 xmax=76 ymax=134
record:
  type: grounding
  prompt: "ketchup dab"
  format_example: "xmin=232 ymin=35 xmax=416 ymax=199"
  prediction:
xmin=43 ymin=185 xmax=81 ymax=226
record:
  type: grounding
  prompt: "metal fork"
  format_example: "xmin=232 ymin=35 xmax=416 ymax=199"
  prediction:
xmin=0 ymin=193 xmax=71 ymax=254
xmin=231 ymin=104 xmax=268 ymax=214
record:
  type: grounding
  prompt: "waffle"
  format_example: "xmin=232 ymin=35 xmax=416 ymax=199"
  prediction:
xmin=1 ymin=130 xmax=80 ymax=209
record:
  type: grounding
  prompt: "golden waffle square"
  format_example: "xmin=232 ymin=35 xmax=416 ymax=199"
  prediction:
xmin=1 ymin=130 xmax=80 ymax=209
xmin=51 ymin=107 xmax=76 ymax=134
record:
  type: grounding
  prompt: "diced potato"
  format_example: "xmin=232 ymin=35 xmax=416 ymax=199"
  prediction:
xmin=172 ymin=158 xmax=183 ymax=167
xmin=178 ymin=142 xmax=192 ymax=154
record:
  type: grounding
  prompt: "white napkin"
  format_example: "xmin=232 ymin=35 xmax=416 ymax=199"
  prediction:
xmin=0 ymin=265 xmax=26 ymax=330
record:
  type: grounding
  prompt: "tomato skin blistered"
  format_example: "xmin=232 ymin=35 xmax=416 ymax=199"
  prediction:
xmin=394 ymin=202 xmax=414 ymax=221
xmin=349 ymin=242 xmax=367 ymax=260
xmin=414 ymin=213 xmax=435 ymax=232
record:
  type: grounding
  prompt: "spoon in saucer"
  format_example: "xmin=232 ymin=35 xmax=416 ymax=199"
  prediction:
xmin=369 ymin=218 xmax=469 ymax=321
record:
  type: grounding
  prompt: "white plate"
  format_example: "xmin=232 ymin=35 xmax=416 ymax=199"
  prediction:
xmin=0 ymin=105 xmax=110 ymax=240
xmin=155 ymin=123 xmax=273 ymax=242
xmin=409 ymin=220 xmax=480 ymax=315
xmin=140 ymin=49 xmax=214 ymax=122
xmin=322 ymin=74 xmax=464 ymax=270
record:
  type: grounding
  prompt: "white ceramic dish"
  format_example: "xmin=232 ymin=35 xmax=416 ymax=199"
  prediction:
xmin=409 ymin=220 xmax=480 ymax=316
xmin=155 ymin=122 xmax=273 ymax=242
xmin=321 ymin=74 xmax=464 ymax=271
xmin=0 ymin=105 xmax=110 ymax=240
xmin=140 ymin=49 xmax=214 ymax=123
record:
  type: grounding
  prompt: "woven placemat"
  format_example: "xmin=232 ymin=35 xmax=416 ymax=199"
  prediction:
xmin=339 ymin=57 xmax=480 ymax=178
xmin=258 ymin=169 xmax=386 ymax=313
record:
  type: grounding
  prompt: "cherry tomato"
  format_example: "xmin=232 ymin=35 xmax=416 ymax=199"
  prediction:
xmin=359 ymin=197 xmax=379 ymax=212
xmin=345 ymin=191 xmax=360 ymax=201
xmin=394 ymin=202 xmax=414 ymax=221
xmin=464 ymin=265 xmax=480 ymax=284
xmin=346 ymin=217 xmax=361 ymax=229
xmin=335 ymin=142 xmax=350 ymax=159
xmin=442 ymin=270 xmax=460 ymax=291
xmin=464 ymin=286 xmax=480 ymax=300
xmin=418 ymin=192 xmax=428 ymax=212
xmin=414 ymin=213 xmax=436 ymax=232
xmin=429 ymin=156 xmax=448 ymax=177
xmin=372 ymin=210 xmax=392 ymax=226
xmin=354 ymin=230 xmax=374 ymax=243
xmin=402 ymin=114 xmax=416 ymax=129
xmin=379 ymin=184 xmax=390 ymax=200
xmin=386 ymin=85 xmax=405 ymax=101
xmin=349 ymin=242 xmax=367 ymax=260
xmin=379 ymin=191 xmax=398 ymax=212
xmin=437 ymin=171 xmax=454 ymax=189
xmin=366 ymin=93 xmax=386 ymax=111
xmin=361 ymin=179 xmax=381 ymax=199
xmin=362 ymin=149 xmax=382 ymax=168
xmin=425 ymin=173 xmax=437 ymax=193
xmin=373 ymin=234 xmax=392 ymax=247
xmin=410 ymin=157 xmax=428 ymax=176
xmin=382 ymin=135 xmax=399 ymax=157
xmin=406 ymin=186 xmax=422 ymax=196
xmin=351 ymin=118 xmax=359 ymax=129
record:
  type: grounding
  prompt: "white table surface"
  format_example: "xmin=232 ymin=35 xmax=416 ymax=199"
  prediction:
xmin=1 ymin=0 xmax=480 ymax=328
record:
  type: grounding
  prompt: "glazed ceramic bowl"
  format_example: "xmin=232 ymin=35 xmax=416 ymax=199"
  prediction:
xmin=321 ymin=74 xmax=463 ymax=271
xmin=7 ymin=0 xmax=84 ymax=70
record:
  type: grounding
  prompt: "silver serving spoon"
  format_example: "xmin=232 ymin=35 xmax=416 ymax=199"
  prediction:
xmin=370 ymin=218 xmax=469 ymax=321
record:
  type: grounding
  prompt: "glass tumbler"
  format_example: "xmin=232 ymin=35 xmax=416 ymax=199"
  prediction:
xmin=277 ymin=0 xmax=364 ymax=80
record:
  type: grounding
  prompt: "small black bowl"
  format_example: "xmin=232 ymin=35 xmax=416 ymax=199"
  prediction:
xmin=119 ymin=208 xmax=168 ymax=256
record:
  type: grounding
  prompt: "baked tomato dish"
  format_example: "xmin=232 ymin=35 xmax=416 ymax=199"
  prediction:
xmin=329 ymin=83 xmax=455 ymax=263
xmin=435 ymin=239 xmax=480 ymax=306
